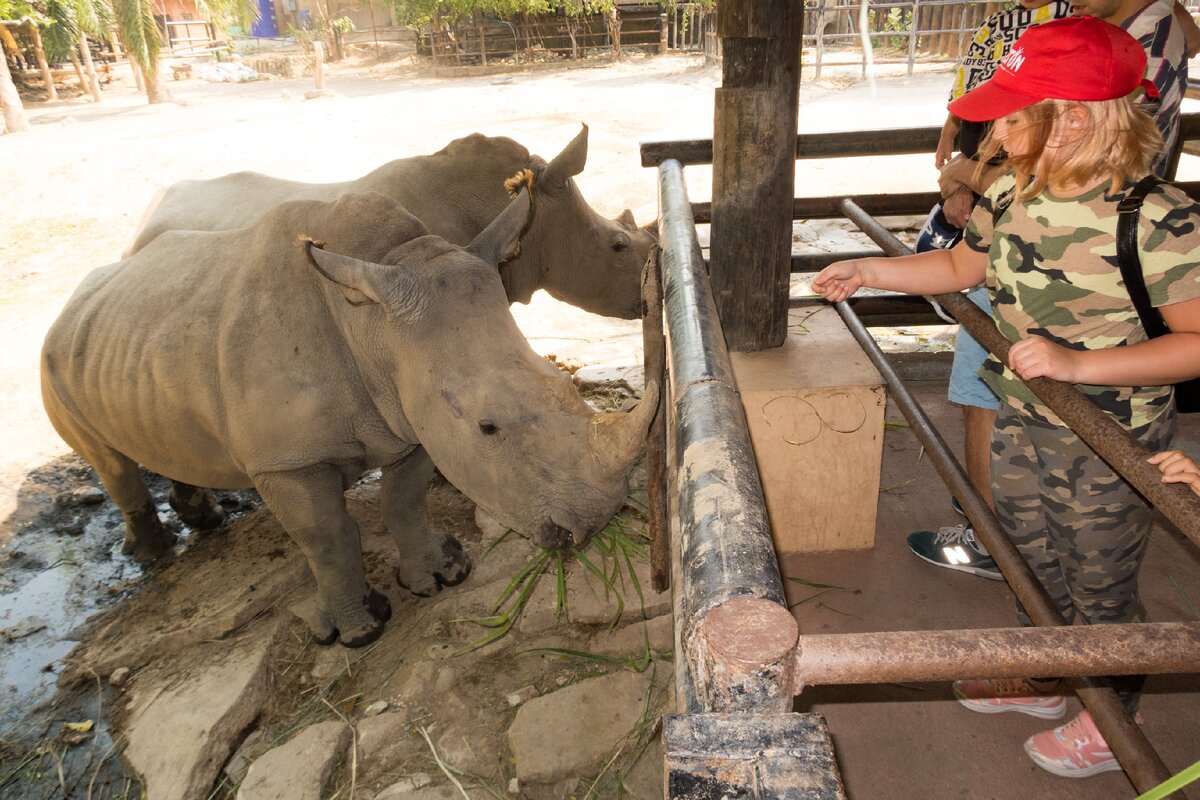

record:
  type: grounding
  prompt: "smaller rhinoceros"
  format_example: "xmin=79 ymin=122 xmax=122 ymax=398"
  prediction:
xmin=41 ymin=189 xmax=659 ymax=647
xmin=126 ymin=125 xmax=655 ymax=319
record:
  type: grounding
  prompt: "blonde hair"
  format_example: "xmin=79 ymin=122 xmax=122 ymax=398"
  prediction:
xmin=975 ymin=96 xmax=1163 ymax=200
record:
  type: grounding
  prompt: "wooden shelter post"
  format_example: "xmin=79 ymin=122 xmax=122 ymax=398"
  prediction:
xmin=709 ymin=0 xmax=802 ymax=352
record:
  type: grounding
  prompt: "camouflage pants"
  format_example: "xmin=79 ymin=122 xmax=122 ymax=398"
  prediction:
xmin=990 ymin=403 xmax=1176 ymax=628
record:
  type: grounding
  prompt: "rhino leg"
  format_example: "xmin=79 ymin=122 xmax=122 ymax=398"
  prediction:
xmin=85 ymin=448 xmax=177 ymax=561
xmin=256 ymin=466 xmax=390 ymax=648
xmin=168 ymin=481 xmax=227 ymax=530
xmin=382 ymin=448 xmax=472 ymax=597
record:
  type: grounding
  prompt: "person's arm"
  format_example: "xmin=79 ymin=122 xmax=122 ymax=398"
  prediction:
xmin=811 ymin=240 xmax=988 ymax=303
xmin=1006 ymin=296 xmax=1200 ymax=385
xmin=939 ymin=155 xmax=1007 ymax=198
xmin=1173 ymin=1 xmax=1200 ymax=58
xmin=937 ymin=113 xmax=961 ymax=170
xmin=1148 ymin=450 xmax=1200 ymax=494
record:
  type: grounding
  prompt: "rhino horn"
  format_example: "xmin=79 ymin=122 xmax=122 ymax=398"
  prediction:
xmin=543 ymin=123 xmax=589 ymax=187
xmin=592 ymin=375 xmax=661 ymax=478
xmin=467 ymin=188 xmax=531 ymax=266
xmin=305 ymin=240 xmax=427 ymax=318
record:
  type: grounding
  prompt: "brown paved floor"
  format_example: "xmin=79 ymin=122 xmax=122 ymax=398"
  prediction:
xmin=780 ymin=379 xmax=1200 ymax=800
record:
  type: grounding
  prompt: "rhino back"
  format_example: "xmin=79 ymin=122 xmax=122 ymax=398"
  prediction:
xmin=338 ymin=134 xmax=533 ymax=245
xmin=127 ymin=172 xmax=356 ymax=255
xmin=46 ymin=196 xmax=417 ymax=488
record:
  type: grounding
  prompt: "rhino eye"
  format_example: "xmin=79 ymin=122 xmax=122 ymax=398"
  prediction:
xmin=479 ymin=420 xmax=499 ymax=435
xmin=612 ymin=236 xmax=630 ymax=253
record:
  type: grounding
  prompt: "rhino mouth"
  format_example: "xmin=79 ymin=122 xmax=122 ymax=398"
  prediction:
xmin=538 ymin=517 xmax=584 ymax=550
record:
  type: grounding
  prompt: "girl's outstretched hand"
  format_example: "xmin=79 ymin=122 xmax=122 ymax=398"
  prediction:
xmin=1148 ymin=450 xmax=1200 ymax=496
xmin=812 ymin=262 xmax=865 ymax=303
xmin=1008 ymin=335 xmax=1082 ymax=382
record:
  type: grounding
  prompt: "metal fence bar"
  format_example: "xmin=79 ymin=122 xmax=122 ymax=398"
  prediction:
xmin=794 ymin=622 xmax=1200 ymax=687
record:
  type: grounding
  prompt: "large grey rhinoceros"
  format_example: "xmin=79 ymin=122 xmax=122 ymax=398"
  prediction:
xmin=42 ymin=189 xmax=659 ymax=647
xmin=126 ymin=125 xmax=653 ymax=319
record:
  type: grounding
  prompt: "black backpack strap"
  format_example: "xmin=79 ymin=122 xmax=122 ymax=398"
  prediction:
xmin=1115 ymin=175 xmax=1170 ymax=339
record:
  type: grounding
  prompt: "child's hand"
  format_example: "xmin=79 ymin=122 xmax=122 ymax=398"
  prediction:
xmin=1008 ymin=336 xmax=1082 ymax=382
xmin=812 ymin=262 xmax=865 ymax=303
xmin=1148 ymin=450 xmax=1200 ymax=496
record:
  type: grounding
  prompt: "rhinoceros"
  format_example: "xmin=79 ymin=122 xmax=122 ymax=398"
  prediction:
xmin=126 ymin=125 xmax=653 ymax=319
xmin=42 ymin=189 xmax=659 ymax=647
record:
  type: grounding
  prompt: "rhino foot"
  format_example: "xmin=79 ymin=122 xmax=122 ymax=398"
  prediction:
xmin=168 ymin=483 xmax=227 ymax=530
xmin=396 ymin=536 xmax=472 ymax=597
xmin=121 ymin=501 xmax=178 ymax=562
xmin=304 ymin=586 xmax=393 ymax=648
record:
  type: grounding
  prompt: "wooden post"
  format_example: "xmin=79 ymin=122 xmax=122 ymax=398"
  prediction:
xmin=659 ymin=13 xmax=668 ymax=54
xmin=313 ymin=40 xmax=325 ymax=90
xmin=709 ymin=0 xmax=802 ymax=352
xmin=30 ymin=24 xmax=58 ymax=102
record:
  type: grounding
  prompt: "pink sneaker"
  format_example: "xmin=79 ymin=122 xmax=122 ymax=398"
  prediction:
xmin=1025 ymin=712 xmax=1122 ymax=778
xmin=952 ymin=677 xmax=1066 ymax=719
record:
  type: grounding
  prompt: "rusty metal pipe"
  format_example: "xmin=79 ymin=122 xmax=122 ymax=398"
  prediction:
xmin=658 ymin=160 xmax=796 ymax=715
xmin=794 ymin=623 xmax=1200 ymax=687
xmin=836 ymin=198 xmax=1180 ymax=794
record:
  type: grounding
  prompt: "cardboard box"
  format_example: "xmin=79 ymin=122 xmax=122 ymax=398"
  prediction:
xmin=730 ymin=306 xmax=886 ymax=553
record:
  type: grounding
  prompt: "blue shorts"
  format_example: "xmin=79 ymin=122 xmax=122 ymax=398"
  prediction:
xmin=948 ymin=286 xmax=1001 ymax=411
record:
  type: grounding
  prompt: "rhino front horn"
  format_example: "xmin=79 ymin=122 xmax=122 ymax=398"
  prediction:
xmin=593 ymin=377 xmax=661 ymax=477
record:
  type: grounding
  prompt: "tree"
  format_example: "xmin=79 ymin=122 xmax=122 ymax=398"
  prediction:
xmin=555 ymin=0 xmax=611 ymax=59
xmin=0 ymin=0 xmax=33 ymax=128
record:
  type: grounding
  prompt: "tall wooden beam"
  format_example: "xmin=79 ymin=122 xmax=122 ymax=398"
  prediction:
xmin=709 ymin=0 xmax=802 ymax=352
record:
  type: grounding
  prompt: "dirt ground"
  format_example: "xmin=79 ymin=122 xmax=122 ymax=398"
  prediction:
xmin=2 ymin=48 xmax=1198 ymax=800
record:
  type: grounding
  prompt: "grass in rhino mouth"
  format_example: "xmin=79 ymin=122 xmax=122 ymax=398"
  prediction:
xmin=454 ymin=509 xmax=652 ymax=653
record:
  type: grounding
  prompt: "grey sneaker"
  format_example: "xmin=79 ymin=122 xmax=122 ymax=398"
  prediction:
xmin=951 ymin=495 xmax=967 ymax=518
xmin=907 ymin=524 xmax=1003 ymax=580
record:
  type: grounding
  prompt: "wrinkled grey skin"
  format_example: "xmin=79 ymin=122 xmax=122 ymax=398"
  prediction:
xmin=126 ymin=125 xmax=654 ymax=319
xmin=42 ymin=191 xmax=659 ymax=647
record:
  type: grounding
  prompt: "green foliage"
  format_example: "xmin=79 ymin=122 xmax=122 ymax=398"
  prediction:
xmin=194 ymin=0 xmax=261 ymax=35
xmin=331 ymin=14 xmax=356 ymax=33
xmin=112 ymin=0 xmax=160 ymax=79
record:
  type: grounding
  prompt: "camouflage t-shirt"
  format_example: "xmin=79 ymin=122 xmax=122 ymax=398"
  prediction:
xmin=965 ymin=173 xmax=1200 ymax=429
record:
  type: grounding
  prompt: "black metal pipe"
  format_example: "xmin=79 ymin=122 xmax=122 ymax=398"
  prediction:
xmin=640 ymin=114 xmax=1200 ymax=167
xmin=658 ymin=160 xmax=793 ymax=714
xmin=836 ymin=198 xmax=1180 ymax=794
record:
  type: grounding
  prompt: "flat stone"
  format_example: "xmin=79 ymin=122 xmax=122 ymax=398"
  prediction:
xmin=356 ymin=711 xmax=412 ymax=764
xmin=589 ymin=614 xmax=673 ymax=658
xmin=362 ymin=700 xmax=389 ymax=717
xmin=507 ymin=670 xmax=654 ymax=783
xmin=237 ymin=720 xmax=352 ymax=800
xmin=622 ymin=736 xmax=664 ymax=800
xmin=121 ymin=625 xmax=279 ymax=800
xmin=373 ymin=773 xmax=433 ymax=799
xmin=566 ymin=554 xmax=670 ymax=625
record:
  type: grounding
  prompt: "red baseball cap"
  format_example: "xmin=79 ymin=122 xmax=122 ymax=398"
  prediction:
xmin=948 ymin=16 xmax=1159 ymax=122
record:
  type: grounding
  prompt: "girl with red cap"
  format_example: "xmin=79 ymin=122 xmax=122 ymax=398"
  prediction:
xmin=814 ymin=14 xmax=1200 ymax=779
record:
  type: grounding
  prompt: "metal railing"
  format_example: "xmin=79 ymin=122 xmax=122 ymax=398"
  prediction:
xmin=647 ymin=120 xmax=1200 ymax=797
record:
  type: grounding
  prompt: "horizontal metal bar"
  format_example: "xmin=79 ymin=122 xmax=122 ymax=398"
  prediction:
xmin=795 ymin=622 xmax=1200 ymax=687
xmin=640 ymin=115 xmax=1200 ymax=167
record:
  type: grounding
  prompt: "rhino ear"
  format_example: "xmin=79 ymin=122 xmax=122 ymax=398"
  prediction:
xmin=543 ymin=124 xmax=588 ymax=188
xmin=617 ymin=209 xmax=637 ymax=231
xmin=467 ymin=189 xmax=531 ymax=266
xmin=303 ymin=239 xmax=384 ymax=307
